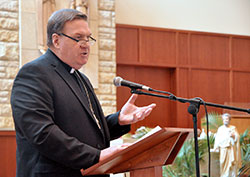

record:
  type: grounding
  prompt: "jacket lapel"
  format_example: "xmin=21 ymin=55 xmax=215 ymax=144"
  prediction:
xmin=46 ymin=51 xmax=98 ymax=129
xmin=55 ymin=65 xmax=94 ymax=119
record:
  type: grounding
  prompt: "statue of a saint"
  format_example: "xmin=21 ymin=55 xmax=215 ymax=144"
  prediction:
xmin=211 ymin=113 xmax=241 ymax=177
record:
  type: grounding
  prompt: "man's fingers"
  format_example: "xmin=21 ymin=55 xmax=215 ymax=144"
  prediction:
xmin=127 ymin=94 xmax=138 ymax=104
xmin=135 ymin=112 xmax=143 ymax=119
xmin=148 ymin=103 xmax=156 ymax=109
xmin=144 ymin=108 xmax=153 ymax=117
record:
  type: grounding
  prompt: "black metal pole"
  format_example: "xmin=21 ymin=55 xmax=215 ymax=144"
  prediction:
xmin=188 ymin=103 xmax=201 ymax=177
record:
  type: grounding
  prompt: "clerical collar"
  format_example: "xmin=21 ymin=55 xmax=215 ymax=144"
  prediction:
xmin=60 ymin=61 xmax=75 ymax=74
xmin=70 ymin=68 xmax=75 ymax=74
xmin=59 ymin=60 xmax=75 ymax=74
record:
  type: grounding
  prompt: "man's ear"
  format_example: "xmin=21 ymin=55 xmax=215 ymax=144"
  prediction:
xmin=52 ymin=33 xmax=60 ymax=48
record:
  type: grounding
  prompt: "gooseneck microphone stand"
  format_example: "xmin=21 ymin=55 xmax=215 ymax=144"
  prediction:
xmin=130 ymin=88 xmax=250 ymax=177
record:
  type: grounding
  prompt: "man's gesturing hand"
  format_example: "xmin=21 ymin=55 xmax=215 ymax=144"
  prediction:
xmin=118 ymin=94 xmax=156 ymax=125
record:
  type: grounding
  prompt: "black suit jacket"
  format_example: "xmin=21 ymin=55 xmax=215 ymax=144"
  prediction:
xmin=11 ymin=49 xmax=130 ymax=177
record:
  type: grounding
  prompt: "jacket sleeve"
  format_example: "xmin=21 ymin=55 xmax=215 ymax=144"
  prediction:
xmin=11 ymin=63 xmax=100 ymax=170
xmin=106 ymin=111 xmax=131 ymax=140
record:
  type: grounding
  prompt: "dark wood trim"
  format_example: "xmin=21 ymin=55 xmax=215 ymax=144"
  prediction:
xmin=0 ymin=130 xmax=16 ymax=177
xmin=0 ymin=130 xmax=16 ymax=136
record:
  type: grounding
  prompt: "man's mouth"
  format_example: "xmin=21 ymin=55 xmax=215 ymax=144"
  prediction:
xmin=81 ymin=51 xmax=88 ymax=56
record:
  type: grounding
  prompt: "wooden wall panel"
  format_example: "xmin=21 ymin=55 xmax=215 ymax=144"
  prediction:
xmin=232 ymin=37 xmax=250 ymax=70
xmin=176 ymin=68 xmax=189 ymax=97
xmin=176 ymin=68 xmax=193 ymax=128
xmin=178 ymin=33 xmax=189 ymax=65
xmin=116 ymin=24 xmax=250 ymax=130
xmin=177 ymin=69 xmax=231 ymax=128
xmin=140 ymin=29 xmax=176 ymax=65
xmin=233 ymin=71 xmax=250 ymax=102
xmin=116 ymin=66 xmax=176 ymax=132
xmin=189 ymin=69 xmax=230 ymax=103
xmin=189 ymin=69 xmax=230 ymax=117
xmin=116 ymin=26 xmax=139 ymax=63
xmin=190 ymin=34 xmax=229 ymax=68
xmin=0 ymin=131 xmax=16 ymax=177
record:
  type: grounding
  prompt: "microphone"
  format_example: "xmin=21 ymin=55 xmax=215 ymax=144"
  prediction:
xmin=113 ymin=76 xmax=152 ymax=91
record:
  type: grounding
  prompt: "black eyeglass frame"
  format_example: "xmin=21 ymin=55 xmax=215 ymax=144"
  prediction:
xmin=57 ymin=32 xmax=96 ymax=46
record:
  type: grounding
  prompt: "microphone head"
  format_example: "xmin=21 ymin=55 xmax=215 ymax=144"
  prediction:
xmin=113 ymin=76 xmax=123 ymax=87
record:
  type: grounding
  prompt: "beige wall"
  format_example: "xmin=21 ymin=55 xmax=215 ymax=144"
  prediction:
xmin=20 ymin=0 xmax=40 ymax=65
xmin=116 ymin=0 xmax=250 ymax=36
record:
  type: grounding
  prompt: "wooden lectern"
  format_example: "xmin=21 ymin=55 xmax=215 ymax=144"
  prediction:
xmin=81 ymin=127 xmax=193 ymax=177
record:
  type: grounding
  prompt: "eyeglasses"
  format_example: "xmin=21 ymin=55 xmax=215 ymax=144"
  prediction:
xmin=58 ymin=33 xmax=96 ymax=46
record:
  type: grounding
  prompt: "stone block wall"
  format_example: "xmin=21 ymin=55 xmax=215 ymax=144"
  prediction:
xmin=96 ymin=0 xmax=117 ymax=116
xmin=0 ymin=0 xmax=19 ymax=129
